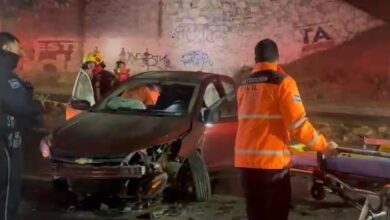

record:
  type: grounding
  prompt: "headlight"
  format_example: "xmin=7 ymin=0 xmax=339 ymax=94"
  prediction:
xmin=40 ymin=134 xmax=52 ymax=159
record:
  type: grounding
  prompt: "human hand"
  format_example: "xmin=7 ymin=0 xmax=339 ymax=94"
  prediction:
xmin=323 ymin=141 xmax=338 ymax=155
xmin=328 ymin=141 xmax=338 ymax=149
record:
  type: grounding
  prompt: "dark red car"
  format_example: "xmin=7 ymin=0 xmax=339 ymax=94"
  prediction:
xmin=40 ymin=71 xmax=238 ymax=201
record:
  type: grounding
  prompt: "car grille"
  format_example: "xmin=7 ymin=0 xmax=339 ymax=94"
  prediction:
xmin=51 ymin=163 xmax=147 ymax=179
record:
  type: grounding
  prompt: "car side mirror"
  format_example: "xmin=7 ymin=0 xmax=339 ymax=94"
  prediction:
xmin=70 ymin=99 xmax=91 ymax=110
xmin=202 ymin=108 xmax=221 ymax=123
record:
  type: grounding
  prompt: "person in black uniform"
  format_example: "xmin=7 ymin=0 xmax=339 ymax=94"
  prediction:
xmin=92 ymin=61 xmax=118 ymax=100
xmin=0 ymin=32 xmax=44 ymax=220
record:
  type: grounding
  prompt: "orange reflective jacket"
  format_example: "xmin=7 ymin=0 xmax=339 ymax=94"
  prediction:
xmin=235 ymin=62 xmax=328 ymax=169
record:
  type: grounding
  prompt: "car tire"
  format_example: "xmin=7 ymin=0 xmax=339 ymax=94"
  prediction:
xmin=310 ymin=183 xmax=326 ymax=201
xmin=177 ymin=151 xmax=212 ymax=202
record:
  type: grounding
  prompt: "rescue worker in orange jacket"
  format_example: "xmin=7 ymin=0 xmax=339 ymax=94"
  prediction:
xmin=235 ymin=38 xmax=335 ymax=220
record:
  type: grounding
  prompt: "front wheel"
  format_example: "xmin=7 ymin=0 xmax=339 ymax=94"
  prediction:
xmin=176 ymin=151 xmax=211 ymax=202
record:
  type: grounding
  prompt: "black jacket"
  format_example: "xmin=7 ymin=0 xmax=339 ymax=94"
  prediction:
xmin=92 ymin=70 xmax=118 ymax=100
xmin=0 ymin=50 xmax=43 ymax=147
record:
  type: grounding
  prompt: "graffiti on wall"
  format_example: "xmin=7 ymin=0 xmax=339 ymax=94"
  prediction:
xmin=169 ymin=0 xmax=256 ymax=43
xmin=173 ymin=21 xmax=258 ymax=43
xmin=303 ymin=26 xmax=332 ymax=44
xmin=173 ymin=23 xmax=227 ymax=43
xmin=18 ymin=39 xmax=80 ymax=74
xmin=36 ymin=40 xmax=76 ymax=72
xmin=167 ymin=0 xmax=381 ymax=63
xmin=119 ymin=48 xmax=171 ymax=71
xmin=181 ymin=50 xmax=213 ymax=67
xmin=219 ymin=1 xmax=252 ymax=21
xmin=301 ymin=25 xmax=335 ymax=54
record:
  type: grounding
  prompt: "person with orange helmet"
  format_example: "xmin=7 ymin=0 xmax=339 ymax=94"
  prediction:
xmin=83 ymin=50 xmax=118 ymax=100
xmin=235 ymin=38 xmax=336 ymax=220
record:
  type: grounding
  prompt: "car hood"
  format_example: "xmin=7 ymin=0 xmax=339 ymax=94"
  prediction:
xmin=52 ymin=112 xmax=191 ymax=157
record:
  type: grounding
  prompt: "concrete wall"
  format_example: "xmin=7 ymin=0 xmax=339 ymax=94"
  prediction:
xmin=282 ymin=0 xmax=390 ymax=105
xmin=1 ymin=0 xmax=388 ymax=106
xmin=84 ymin=0 xmax=167 ymax=74
xmin=84 ymin=0 xmax=383 ymax=77
xmin=0 ymin=0 xmax=84 ymax=89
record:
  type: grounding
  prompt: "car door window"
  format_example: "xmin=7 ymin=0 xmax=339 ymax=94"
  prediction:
xmin=203 ymin=82 xmax=221 ymax=108
xmin=73 ymin=70 xmax=95 ymax=105
xmin=221 ymin=81 xmax=234 ymax=96
xmin=220 ymin=93 xmax=237 ymax=118
xmin=218 ymin=80 xmax=237 ymax=118
xmin=209 ymin=92 xmax=237 ymax=120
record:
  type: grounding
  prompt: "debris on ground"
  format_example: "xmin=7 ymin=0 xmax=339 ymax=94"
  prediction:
xmin=216 ymin=201 xmax=235 ymax=215
xmin=122 ymin=205 xmax=132 ymax=213
xmin=134 ymin=203 xmax=185 ymax=219
xmin=66 ymin=205 xmax=75 ymax=213
xmin=99 ymin=203 xmax=109 ymax=211
xmin=167 ymin=203 xmax=183 ymax=216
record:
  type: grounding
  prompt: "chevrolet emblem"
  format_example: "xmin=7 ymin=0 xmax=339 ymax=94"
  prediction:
xmin=75 ymin=158 xmax=93 ymax=164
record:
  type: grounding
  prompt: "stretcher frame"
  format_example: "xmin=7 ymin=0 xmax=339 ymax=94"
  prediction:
xmin=291 ymin=138 xmax=390 ymax=220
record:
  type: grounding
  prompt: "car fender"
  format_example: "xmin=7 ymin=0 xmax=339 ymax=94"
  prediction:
xmin=178 ymin=119 xmax=206 ymax=159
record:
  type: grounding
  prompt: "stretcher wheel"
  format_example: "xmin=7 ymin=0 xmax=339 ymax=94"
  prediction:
xmin=311 ymin=183 xmax=326 ymax=201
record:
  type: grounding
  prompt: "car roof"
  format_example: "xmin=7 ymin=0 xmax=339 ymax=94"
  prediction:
xmin=132 ymin=71 xmax=222 ymax=83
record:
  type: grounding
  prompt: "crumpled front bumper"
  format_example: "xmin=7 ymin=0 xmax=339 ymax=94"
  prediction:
xmin=51 ymin=162 xmax=146 ymax=179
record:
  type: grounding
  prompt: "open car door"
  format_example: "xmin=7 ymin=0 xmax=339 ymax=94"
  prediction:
xmin=65 ymin=69 xmax=95 ymax=120
xmin=202 ymin=77 xmax=237 ymax=170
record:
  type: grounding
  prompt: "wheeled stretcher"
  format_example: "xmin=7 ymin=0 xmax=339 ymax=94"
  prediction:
xmin=291 ymin=137 xmax=390 ymax=220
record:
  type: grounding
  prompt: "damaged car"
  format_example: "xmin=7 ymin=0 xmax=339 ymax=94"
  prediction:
xmin=40 ymin=70 xmax=238 ymax=202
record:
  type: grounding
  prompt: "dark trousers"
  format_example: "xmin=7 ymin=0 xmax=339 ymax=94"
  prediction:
xmin=0 ymin=143 xmax=22 ymax=220
xmin=239 ymin=168 xmax=291 ymax=220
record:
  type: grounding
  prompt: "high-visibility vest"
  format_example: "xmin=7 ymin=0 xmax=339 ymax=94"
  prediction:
xmin=235 ymin=62 xmax=328 ymax=169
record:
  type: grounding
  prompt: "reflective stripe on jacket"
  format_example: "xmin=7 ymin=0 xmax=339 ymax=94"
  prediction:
xmin=235 ymin=62 xmax=327 ymax=169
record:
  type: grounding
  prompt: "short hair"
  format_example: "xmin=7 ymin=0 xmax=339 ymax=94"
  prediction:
xmin=81 ymin=61 xmax=94 ymax=70
xmin=254 ymin=38 xmax=279 ymax=63
xmin=116 ymin=60 xmax=125 ymax=68
xmin=0 ymin=32 xmax=19 ymax=48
